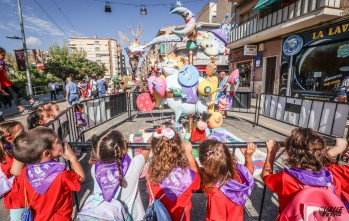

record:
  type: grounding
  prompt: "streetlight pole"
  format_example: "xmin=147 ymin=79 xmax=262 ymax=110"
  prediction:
xmin=17 ymin=0 xmax=33 ymax=97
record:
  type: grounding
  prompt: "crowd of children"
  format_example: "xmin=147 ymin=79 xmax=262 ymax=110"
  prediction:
xmin=0 ymin=118 xmax=349 ymax=220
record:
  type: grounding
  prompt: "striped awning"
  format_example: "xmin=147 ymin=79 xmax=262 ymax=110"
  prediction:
xmin=253 ymin=0 xmax=277 ymax=13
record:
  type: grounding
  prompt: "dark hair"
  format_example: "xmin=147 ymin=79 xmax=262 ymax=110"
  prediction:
xmin=148 ymin=129 xmax=188 ymax=185
xmin=27 ymin=110 xmax=50 ymax=129
xmin=73 ymin=104 xmax=84 ymax=112
xmin=0 ymin=121 xmax=24 ymax=163
xmin=0 ymin=47 xmax=6 ymax=54
xmin=89 ymin=128 xmax=127 ymax=187
xmin=12 ymin=127 xmax=57 ymax=164
xmin=198 ymin=139 xmax=238 ymax=195
xmin=285 ymin=128 xmax=334 ymax=172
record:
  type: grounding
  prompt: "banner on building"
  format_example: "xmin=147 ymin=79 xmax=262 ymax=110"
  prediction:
xmin=32 ymin=49 xmax=45 ymax=70
xmin=14 ymin=49 xmax=26 ymax=71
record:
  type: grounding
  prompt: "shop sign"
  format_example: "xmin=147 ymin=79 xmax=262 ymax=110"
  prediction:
xmin=244 ymin=45 xmax=257 ymax=56
xmin=313 ymin=72 xmax=322 ymax=77
xmin=283 ymin=20 xmax=349 ymax=56
xmin=255 ymin=55 xmax=262 ymax=67
xmin=283 ymin=35 xmax=303 ymax=56
xmin=229 ymin=48 xmax=252 ymax=62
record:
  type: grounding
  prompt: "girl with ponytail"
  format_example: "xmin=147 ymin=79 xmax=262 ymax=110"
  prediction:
xmin=89 ymin=128 xmax=150 ymax=220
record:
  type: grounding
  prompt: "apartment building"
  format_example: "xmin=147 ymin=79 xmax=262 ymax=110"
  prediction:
xmin=228 ymin=0 xmax=349 ymax=101
xmin=69 ymin=36 xmax=125 ymax=79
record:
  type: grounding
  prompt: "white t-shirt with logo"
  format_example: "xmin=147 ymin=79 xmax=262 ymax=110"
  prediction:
xmin=91 ymin=154 xmax=145 ymax=221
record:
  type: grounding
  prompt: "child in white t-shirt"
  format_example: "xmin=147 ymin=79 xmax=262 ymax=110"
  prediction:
xmin=89 ymin=128 xmax=150 ymax=220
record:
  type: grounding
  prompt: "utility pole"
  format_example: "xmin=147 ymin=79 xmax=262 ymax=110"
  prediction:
xmin=18 ymin=0 xmax=33 ymax=96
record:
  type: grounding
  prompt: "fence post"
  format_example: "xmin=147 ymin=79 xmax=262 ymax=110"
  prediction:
xmin=258 ymin=184 xmax=267 ymax=221
xmin=253 ymin=93 xmax=259 ymax=127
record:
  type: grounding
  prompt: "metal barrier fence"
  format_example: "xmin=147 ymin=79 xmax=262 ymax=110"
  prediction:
xmin=255 ymin=93 xmax=349 ymax=138
xmin=33 ymin=86 xmax=49 ymax=95
xmin=43 ymin=92 xmax=343 ymax=219
xmin=44 ymin=93 xmax=128 ymax=143
xmin=231 ymin=92 xmax=257 ymax=113
xmin=67 ymin=139 xmax=337 ymax=221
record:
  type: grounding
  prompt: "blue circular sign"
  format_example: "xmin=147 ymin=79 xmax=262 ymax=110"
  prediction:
xmin=283 ymin=34 xmax=304 ymax=56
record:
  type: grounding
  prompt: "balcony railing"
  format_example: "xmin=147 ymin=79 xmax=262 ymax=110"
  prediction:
xmin=229 ymin=0 xmax=342 ymax=43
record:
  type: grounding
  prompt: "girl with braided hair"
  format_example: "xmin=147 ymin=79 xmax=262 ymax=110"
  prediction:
xmin=89 ymin=128 xmax=150 ymax=220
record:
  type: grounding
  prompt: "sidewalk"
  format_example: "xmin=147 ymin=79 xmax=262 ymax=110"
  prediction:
xmin=0 ymin=93 xmax=66 ymax=118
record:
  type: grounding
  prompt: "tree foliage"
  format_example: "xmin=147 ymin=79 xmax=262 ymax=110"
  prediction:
xmin=44 ymin=42 xmax=106 ymax=81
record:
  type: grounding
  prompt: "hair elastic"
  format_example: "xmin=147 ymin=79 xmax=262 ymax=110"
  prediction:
xmin=206 ymin=150 xmax=216 ymax=156
xmin=153 ymin=127 xmax=175 ymax=139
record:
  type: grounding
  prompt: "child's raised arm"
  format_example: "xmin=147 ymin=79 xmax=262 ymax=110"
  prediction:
xmin=61 ymin=142 xmax=86 ymax=183
xmin=140 ymin=136 xmax=152 ymax=162
xmin=261 ymin=140 xmax=280 ymax=179
xmin=183 ymin=141 xmax=199 ymax=173
xmin=327 ymin=138 xmax=348 ymax=157
xmin=241 ymin=142 xmax=256 ymax=175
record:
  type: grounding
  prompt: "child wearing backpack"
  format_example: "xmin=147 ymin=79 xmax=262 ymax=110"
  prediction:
xmin=0 ymin=121 xmax=25 ymax=221
xmin=262 ymin=128 xmax=344 ymax=220
xmin=82 ymin=128 xmax=150 ymax=221
xmin=198 ymin=139 xmax=256 ymax=221
xmin=146 ymin=126 xmax=200 ymax=221
xmin=12 ymin=127 xmax=85 ymax=221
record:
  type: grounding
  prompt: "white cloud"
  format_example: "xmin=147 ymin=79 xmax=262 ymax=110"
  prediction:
xmin=1 ymin=0 xmax=16 ymax=7
xmin=23 ymin=15 xmax=66 ymax=37
xmin=26 ymin=36 xmax=42 ymax=48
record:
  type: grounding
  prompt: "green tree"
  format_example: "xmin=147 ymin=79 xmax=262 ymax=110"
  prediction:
xmin=44 ymin=42 xmax=106 ymax=80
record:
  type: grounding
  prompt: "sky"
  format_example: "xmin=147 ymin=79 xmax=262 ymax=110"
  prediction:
xmin=0 ymin=0 xmax=209 ymax=54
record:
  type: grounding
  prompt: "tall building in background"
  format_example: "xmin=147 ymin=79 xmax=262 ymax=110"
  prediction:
xmin=69 ymin=36 xmax=125 ymax=78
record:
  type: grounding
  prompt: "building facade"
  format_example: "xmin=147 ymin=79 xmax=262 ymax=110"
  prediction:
xmin=228 ymin=0 xmax=348 ymax=100
xmin=69 ymin=36 xmax=125 ymax=79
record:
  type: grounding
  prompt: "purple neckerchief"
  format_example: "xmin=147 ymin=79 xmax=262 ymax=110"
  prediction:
xmin=284 ymin=168 xmax=334 ymax=187
xmin=208 ymin=132 xmax=227 ymax=142
xmin=74 ymin=112 xmax=87 ymax=127
xmin=26 ymin=160 xmax=66 ymax=195
xmin=182 ymin=83 xmax=198 ymax=104
xmin=159 ymin=166 xmax=196 ymax=202
xmin=0 ymin=61 xmax=7 ymax=71
xmin=219 ymin=164 xmax=254 ymax=206
xmin=3 ymin=143 xmax=13 ymax=152
xmin=95 ymin=155 xmax=131 ymax=202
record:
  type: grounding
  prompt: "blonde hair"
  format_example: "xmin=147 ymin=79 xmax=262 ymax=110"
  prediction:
xmin=148 ymin=131 xmax=188 ymax=185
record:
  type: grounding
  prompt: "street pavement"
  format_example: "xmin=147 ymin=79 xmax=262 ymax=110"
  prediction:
xmin=0 ymin=106 xmax=302 ymax=221
xmin=0 ymin=93 xmax=67 ymax=117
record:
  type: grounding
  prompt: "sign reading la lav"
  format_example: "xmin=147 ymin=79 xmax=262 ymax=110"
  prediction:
xmin=283 ymin=20 xmax=349 ymax=56
xmin=244 ymin=45 xmax=257 ymax=56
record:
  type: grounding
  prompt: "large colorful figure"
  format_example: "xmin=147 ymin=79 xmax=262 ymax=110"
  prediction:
xmin=118 ymin=24 xmax=144 ymax=78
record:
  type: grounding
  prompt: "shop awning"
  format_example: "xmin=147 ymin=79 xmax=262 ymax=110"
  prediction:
xmin=253 ymin=0 xmax=277 ymax=13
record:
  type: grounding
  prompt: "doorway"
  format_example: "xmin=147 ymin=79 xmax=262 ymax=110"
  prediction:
xmin=265 ymin=57 xmax=276 ymax=94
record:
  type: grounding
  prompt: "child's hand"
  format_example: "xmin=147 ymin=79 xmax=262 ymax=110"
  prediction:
xmin=335 ymin=138 xmax=348 ymax=150
xmin=241 ymin=142 xmax=257 ymax=157
xmin=266 ymin=140 xmax=280 ymax=155
xmin=60 ymin=142 xmax=78 ymax=162
xmin=182 ymin=141 xmax=193 ymax=156
xmin=328 ymin=138 xmax=349 ymax=157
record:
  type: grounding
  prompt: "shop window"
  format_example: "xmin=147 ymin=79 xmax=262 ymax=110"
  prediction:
xmin=237 ymin=63 xmax=251 ymax=87
xmin=293 ymin=40 xmax=349 ymax=94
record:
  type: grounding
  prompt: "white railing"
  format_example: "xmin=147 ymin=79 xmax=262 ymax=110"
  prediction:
xmin=229 ymin=0 xmax=342 ymax=43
